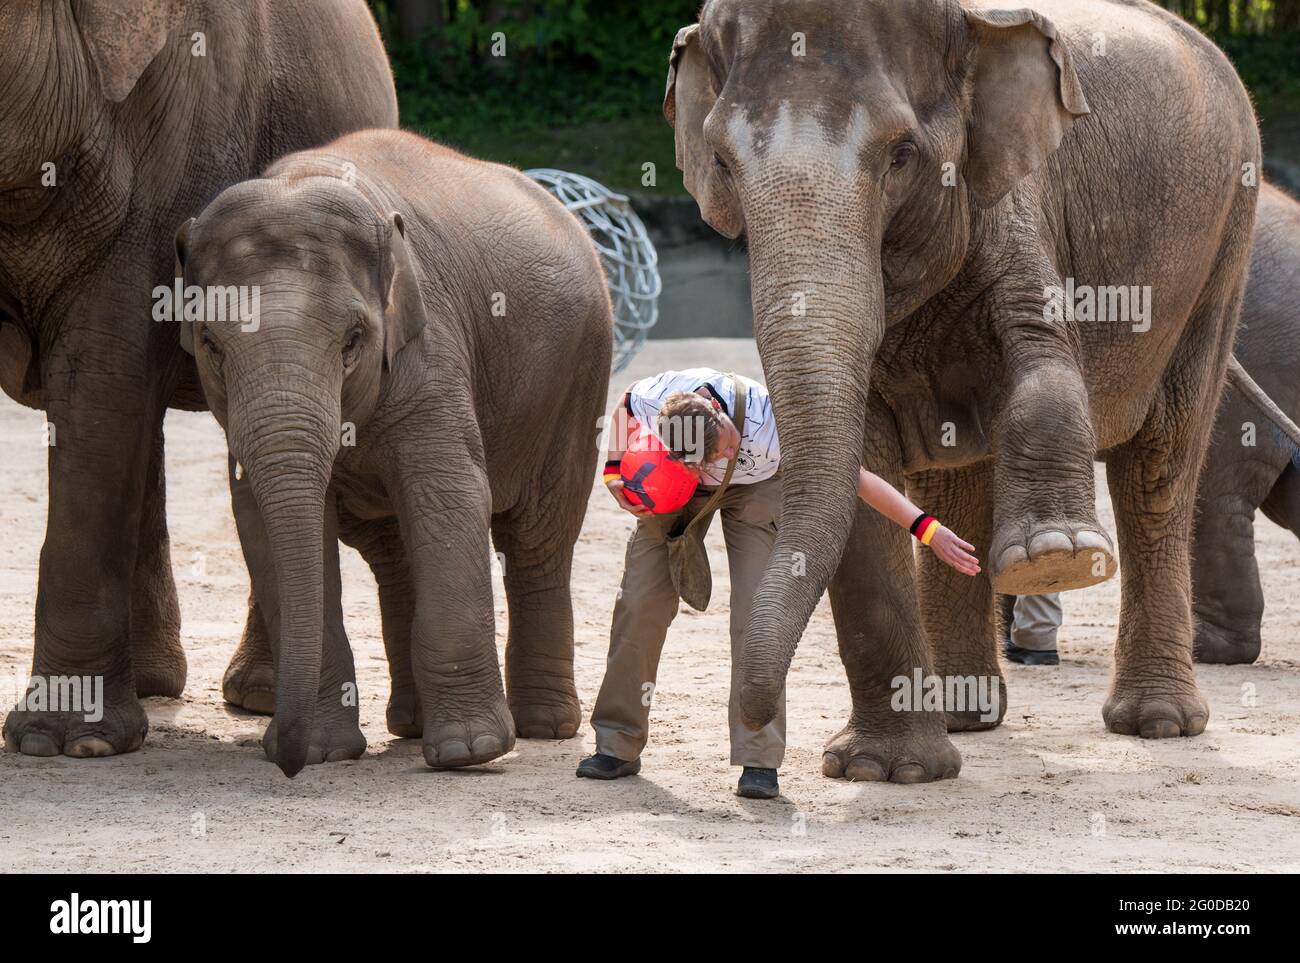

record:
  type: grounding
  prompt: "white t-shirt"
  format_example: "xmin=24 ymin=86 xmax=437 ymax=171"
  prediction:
xmin=626 ymin=368 xmax=781 ymax=486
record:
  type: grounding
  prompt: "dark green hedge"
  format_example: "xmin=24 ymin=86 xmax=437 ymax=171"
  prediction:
xmin=365 ymin=2 xmax=1300 ymax=191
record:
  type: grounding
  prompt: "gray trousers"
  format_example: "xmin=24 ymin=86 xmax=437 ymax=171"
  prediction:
xmin=591 ymin=475 xmax=786 ymax=768
xmin=1011 ymin=593 xmax=1063 ymax=651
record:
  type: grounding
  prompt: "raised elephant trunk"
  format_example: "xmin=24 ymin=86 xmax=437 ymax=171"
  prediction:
xmin=227 ymin=372 xmax=340 ymax=778
xmin=739 ymin=189 xmax=884 ymax=729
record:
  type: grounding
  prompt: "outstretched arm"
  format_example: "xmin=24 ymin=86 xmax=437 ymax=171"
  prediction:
xmin=857 ymin=468 xmax=981 ymax=577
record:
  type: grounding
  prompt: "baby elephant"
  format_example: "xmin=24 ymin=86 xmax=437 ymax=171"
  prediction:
xmin=176 ymin=130 xmax=612 ymax=776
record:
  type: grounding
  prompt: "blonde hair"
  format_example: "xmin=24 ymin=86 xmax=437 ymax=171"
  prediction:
xmin=657 ymin=391 xmax=725 ymax=464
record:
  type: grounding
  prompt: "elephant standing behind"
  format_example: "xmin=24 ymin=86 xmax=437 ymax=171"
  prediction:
xmin=664 ymin=0 xmax=1292 ymax=783
xmin=1193 ymin=182 xmax=1300 ymax=665
xmin=0 ymin=0 xmax=397 ymax=759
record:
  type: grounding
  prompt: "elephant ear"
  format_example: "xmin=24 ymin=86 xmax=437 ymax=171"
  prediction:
xmin=664 ymin=24 xmax=743 ymax=239
xmin=380 ymin=212 xmax=429 ymax=369
xmin=962 ymin=7 xmax=1091 ymax=209
xmin=175 ymin=217 xmax=195 ymax=356
xmin=72 ymin=0 xmax=179 ymax=103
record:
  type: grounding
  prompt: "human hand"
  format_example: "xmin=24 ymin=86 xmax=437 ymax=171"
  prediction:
xmin=929 ymin=526 xmax=980 ymax=577
xmin=607 ymin=479 xmax=650 ymax=517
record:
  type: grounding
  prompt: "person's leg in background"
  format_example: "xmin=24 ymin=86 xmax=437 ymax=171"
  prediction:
xmin=721 ymin=475 xmax=786 ymax=799
xmin=580 ymin=496 xmax=712 ymax=778
xmin=1004 ymin=593 xmax=1063 ymax=666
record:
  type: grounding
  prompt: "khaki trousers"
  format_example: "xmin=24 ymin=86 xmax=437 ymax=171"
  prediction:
xmin=1012 ymin=593 xmax=1063 ymax=651
xmin=591 ymin=474 xmax=786 ymax=769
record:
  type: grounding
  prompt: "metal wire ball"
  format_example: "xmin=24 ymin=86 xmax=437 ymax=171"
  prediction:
xmin=525 ymin=169 xmax=662 ymax=373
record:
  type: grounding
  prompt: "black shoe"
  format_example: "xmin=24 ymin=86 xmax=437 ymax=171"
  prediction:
xmin=575 ymin=753 xmax=641 ymax=780
xmin=1003 ymin=642 xmax=1060 ymax=666
xmin=736 ymin=767 xmax=780 ymax=799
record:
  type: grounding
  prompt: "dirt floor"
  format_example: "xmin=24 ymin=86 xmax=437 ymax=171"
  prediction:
xmin=2 ymin=337 xmax=1298 ymax=873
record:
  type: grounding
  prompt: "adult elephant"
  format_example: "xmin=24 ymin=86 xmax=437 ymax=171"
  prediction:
xmin=1193 ymin=182 xmax=1300 ymax=665
xmin=665 ymin=0 xmax=1284 ymax=783
xmin=0 ymin=0 xmax=397 ymax=758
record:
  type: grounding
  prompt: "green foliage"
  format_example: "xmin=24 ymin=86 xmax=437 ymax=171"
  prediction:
xmin=368 ymin=2 xmax=1300 ymax=193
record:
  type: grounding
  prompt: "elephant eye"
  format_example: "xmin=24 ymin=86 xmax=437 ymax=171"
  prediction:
xmin=201 ymin=330 xmax=224 ymax=369
xmin=713 ymin=152 xmax=730 ymax=172
xmin=342 ymin=326 xmax=364 ymax=367
xmin=890 ymin=142 xmax=918 ymax=171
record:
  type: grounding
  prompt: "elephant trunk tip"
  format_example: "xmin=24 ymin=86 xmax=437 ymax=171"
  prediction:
xmin=739 ymin=682 xmax=779 ymax=733
xmin=274 ymin=721 xmax=311 ymax=779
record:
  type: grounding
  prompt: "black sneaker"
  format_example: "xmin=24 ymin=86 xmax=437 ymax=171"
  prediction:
xmin=736 ymin=767 xmax=780 ymax=799
xmin=1003 ymin=642 xmax=1060 ymax=666
xmin=575 ymin=753 xmax=641 ymax=780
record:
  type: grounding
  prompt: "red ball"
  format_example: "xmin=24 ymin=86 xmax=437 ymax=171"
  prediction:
xmin=620 ymin=430 xmax=699 ymax=514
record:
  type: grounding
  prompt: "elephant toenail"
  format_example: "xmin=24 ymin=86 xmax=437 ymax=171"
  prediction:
xmin=1074 ymin=529 xmax=1113 ymax=554
xmin=427 ymin=740 xmax=471 ymax=768
xmin=65 ymin=736 xmax=113 ymax=758
xmin=1027 ymin=530 xmax=1073 ymax=557
xmin=995 ymin=544 xmax=1029 ymax=571
xmin=844 ymin=757 xmax=887 ymax=782
xmin=19 ymin=733 xmax=60 ymax=756
xmin=1139 ymin=719 xmax=1182 ymax=739
xmin=471 ymin=735 xmax=505 ymax=760
xmin=889 ymin=763 xmax=929 ymax=784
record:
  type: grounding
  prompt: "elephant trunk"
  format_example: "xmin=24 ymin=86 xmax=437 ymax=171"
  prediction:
xmin=739 ymin=184 xmax=884 ymax=729
xmin=228 ymin=376 xmax=340 ymax=778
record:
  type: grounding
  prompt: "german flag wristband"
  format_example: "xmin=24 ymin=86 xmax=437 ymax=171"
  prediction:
xmin=602 ymin=459 xmax=622 ymax=485
xmin=910 ymin=512 xmax=940 ymax=546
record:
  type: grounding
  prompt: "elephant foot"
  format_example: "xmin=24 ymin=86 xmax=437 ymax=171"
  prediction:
xmin=132 ymin=630 xmax=187 ymax=699
xmin=991 ymin=520 xmax=1116 ymax=595
xmin=1103 ymin=674 xmax=1209 ymax=739
xmin=422 ymin=697 xmax=516 ymax=769
xmin=1193 ymin=618 xmax=1261 ymax=665
xmin=222 ymin=655 xmax=275 ymax=715
xmin=510 ymin=692 xmax=581 ymax=740
xmin=386 ymin=686 xmax=423 ymax=738
xmin=261 ymin=711 xmax=366 ymax=767
xmin=3 ymin=682 xmax=148 ymax=758
xmin=820 ymin=716 xmax=961 ymax=784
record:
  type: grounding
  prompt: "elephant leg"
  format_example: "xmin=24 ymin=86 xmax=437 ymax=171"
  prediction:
xmin=398 ymin=462 xmax=514 ymax=769
xmin=221 ymin=457 xmax=276 ymax=714
xmin=131 ymin=421 xmax=186 ymax=698
xmin=232 ymin=469 xmax=364 ymax=764
xmin=909 ymin=462 xmax=1005 ymax=731
xmin=989 ymin=334 xmax=1116 ymax=595
xmin=821 ymin=394 xmax=961 ymax=783
xmin=1101 ymin=295 xmax=1251 ymax=737
xmin=1191 ymin=401 xmax=1285 ymax=665
xmin=3 ymin=339 xmax=153 ymax=757
xmin=340 ymin=512 xmax=420 ymax=738
xmin=491 ymin=481 xmax=585 ymax=741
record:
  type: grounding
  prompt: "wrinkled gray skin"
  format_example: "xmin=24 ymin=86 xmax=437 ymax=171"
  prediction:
xmin=178 ymin=129 xmax=613 ymax=776
xmin=667 ymin=0 xmax=1264 ymax=782
xmin=1193 ymin=182 xmax=1300 ymax=665
xmin=0 ymin=0 xmax=396 ymax=758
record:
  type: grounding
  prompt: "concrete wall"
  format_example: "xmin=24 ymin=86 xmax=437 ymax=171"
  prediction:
xmin=632 ymin=193 xmax=754 ymax=340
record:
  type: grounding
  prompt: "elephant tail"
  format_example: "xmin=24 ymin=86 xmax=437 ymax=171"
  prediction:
xmin=1227 ymin=356 xmax=1300 ymax=455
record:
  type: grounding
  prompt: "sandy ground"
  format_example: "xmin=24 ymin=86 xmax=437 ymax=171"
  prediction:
xmin=1 ymin=337 xmax=1298 ymax=873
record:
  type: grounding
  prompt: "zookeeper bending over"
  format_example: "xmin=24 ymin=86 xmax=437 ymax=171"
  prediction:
xmin=577 ymin=368 xmax=979 ymax=800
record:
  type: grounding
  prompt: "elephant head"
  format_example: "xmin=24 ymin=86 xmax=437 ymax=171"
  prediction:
xmin=0 ymin=1 xmax=179 ymax=199
xmin=175 ymin=174 xmax=428 ymax=775
xmin=665 ymin=0 xmax=1089 ymax=727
